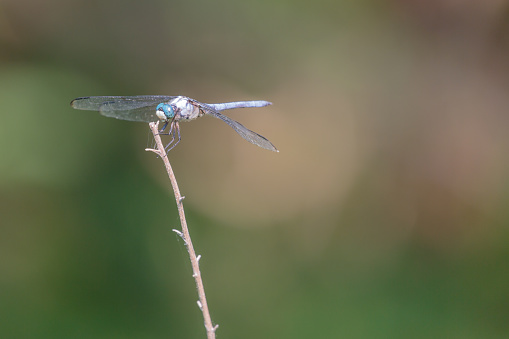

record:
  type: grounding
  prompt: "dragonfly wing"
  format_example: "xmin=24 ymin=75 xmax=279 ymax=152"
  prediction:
xmin=199 ymin=103 xmax=278 ymax=152
xmin=99 ymin=105 xmax=160 ymax=122
xmin=71 ymin=96 xmax=176 ymax=122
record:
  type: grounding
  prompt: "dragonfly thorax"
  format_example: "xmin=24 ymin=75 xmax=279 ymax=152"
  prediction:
xmin=156 ymin=96 xmax=203 ymax=122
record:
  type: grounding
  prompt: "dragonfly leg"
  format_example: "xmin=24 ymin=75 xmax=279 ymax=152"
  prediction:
xmin=151 ymin=121 xmax=172 ymax=151
xmin=158 ymin=121 xmax=169 ymax=134
xmin=164 ymin=122 xmax=181 ymax=153
xmin=163 ymin=123 xmax=176 ymax=151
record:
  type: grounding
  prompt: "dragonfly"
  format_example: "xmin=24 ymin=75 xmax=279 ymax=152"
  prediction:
xmin=71 ymin=95 xmax=278 ymax=152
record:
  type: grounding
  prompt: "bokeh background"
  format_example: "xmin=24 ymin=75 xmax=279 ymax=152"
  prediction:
xmin=2 ymin=0 xmax=509 ymax=338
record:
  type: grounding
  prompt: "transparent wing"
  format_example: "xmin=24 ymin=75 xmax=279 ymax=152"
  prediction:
xmin=71 ymin=95 xmax=175 ymax=122
xmin=197 ymin=103 xmax=278 ymax=152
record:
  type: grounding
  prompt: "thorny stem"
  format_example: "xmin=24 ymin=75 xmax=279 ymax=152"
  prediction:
xmin=146 ymin=121 xmax=218 ymax=339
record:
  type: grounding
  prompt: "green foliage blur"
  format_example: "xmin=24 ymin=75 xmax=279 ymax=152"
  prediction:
xmin=1 ymin=0 xmax=509 ymax=338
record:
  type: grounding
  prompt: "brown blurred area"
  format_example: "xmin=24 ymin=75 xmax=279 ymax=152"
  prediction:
xmin=1 ymin=1 xmax=509 ymax=338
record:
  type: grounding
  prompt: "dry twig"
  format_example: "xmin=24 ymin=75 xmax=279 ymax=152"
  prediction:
xmin=146 ymin=121 xmax=218 ymax=339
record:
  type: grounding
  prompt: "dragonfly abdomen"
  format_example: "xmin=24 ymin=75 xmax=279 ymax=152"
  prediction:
xmin=208 ymin=100 xmax=272 ymax=111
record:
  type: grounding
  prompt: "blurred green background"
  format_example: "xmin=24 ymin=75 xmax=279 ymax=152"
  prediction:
xmin=2 ymin=0 xmax=509 ymax=338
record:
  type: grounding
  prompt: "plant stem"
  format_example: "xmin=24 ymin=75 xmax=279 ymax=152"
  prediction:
xmin=146 ymin=121 xmax=218 ymax=339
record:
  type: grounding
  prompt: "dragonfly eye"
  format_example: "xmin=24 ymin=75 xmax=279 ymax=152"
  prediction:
xmin=156 ymin=103 xmax=175 ymax=120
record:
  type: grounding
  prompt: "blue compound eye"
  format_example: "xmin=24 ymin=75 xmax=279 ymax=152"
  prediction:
xmin=156 ymin=103 xmax=174 ymax=119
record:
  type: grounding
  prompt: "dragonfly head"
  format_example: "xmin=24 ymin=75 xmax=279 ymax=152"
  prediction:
xmin=156 ymin=103 xmax=175 ymax=121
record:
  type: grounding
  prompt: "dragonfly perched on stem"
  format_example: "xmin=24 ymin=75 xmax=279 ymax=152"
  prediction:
xmin=71 ymin=95 xmax=278 ymax=152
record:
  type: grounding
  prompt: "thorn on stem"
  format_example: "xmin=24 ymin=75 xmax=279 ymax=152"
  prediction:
xmin=172 ymin=229 xmax=184 ymax=240
xmin=145 ymin=148 xmax=160 ymax=156
xmin=197 ymin=300 xmax=203 ymax=310
xmin=196 ymin=255 xmax=201 ymax=262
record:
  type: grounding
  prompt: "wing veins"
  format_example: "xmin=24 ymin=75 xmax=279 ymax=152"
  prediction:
xmin=198 ymin=103 xmax=278 ymax=152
